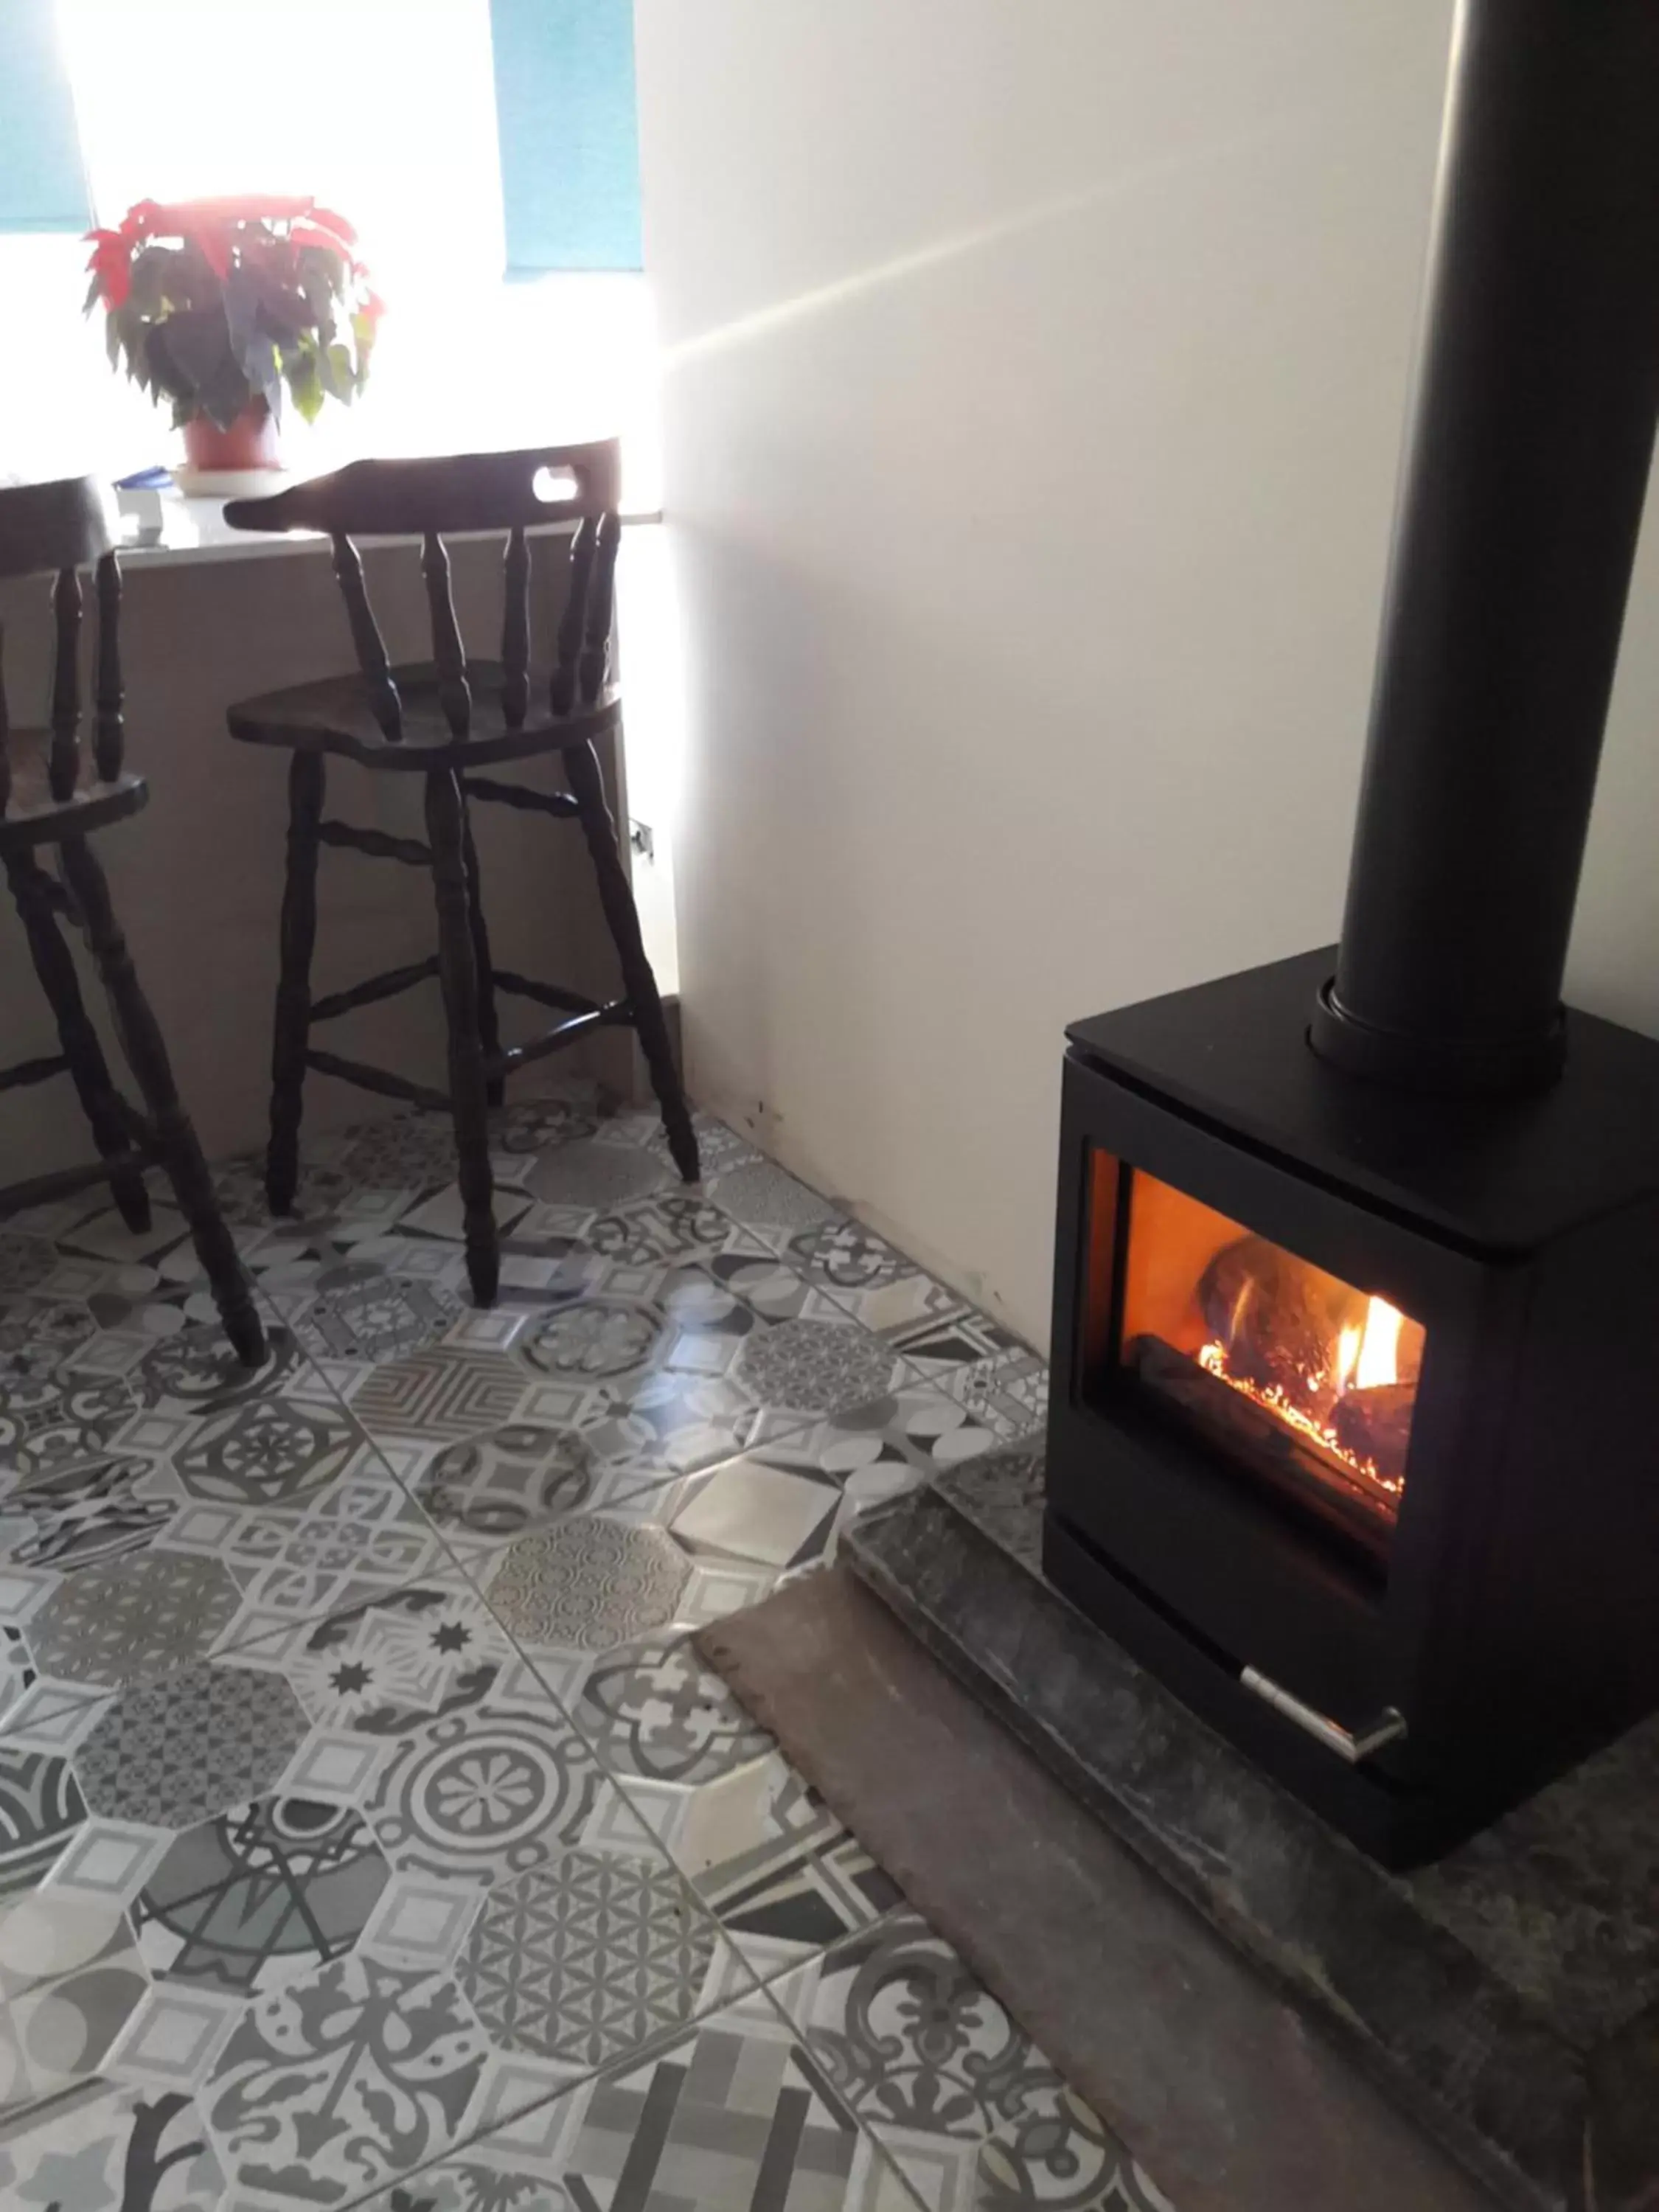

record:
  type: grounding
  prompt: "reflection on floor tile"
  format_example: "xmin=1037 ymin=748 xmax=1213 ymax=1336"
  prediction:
xmin=0 ymin=1888 xmax=147 ymax=2115
xmin=571 ymin=1630 xmax=895 ymax=1978
xmin=777 ymin=1910 xmax=1173 ymax=2212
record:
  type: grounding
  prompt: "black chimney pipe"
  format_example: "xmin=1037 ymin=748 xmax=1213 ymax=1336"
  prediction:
xmin=1310 ymin=0 xmax=1659 ymax=1097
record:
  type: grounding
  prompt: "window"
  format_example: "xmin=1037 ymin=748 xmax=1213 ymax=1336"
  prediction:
xmin=0 ymin=0 xmax=657 ymax=500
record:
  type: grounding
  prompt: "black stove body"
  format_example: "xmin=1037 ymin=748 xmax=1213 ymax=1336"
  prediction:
xmin=1043 ymin=0 xmax=1659 ymax=1865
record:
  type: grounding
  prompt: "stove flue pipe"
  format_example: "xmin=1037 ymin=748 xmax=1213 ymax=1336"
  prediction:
xmin=1311 ymin=0 xmax=1659 ymax=1096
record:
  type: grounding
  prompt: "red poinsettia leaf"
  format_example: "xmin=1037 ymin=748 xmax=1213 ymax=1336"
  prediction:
xmin=289 ymin=223 xmax=352 ymax=261
xmin=305 ymin=204 xmax=358 ymax=247
xmin=154 ymin=192 xmax=316 ymax=228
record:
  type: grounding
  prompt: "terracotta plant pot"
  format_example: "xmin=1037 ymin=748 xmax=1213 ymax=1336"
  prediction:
xmin=181 ymin=403 xmax=280 ymax=473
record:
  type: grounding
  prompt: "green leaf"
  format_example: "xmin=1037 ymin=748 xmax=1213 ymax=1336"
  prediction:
xmin=285 ymin=349 xmax=324 ymax=424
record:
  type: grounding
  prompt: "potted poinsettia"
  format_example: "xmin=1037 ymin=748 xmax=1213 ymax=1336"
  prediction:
xmin=85 ymin=195 xmax=384 ymax=476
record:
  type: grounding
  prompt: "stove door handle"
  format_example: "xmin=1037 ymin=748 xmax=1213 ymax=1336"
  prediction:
xmin=1239 ymin=1667 xmax=1407 ymax=1765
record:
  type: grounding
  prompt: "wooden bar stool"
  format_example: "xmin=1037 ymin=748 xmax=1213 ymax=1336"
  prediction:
xmin=223 ymin=440 xmax=698 ymax=1307
xmin=0 ymin=477 xmax=265 ymax=1365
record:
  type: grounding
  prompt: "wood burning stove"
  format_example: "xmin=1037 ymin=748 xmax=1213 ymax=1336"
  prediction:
xmin=1043 ymin=0 xmax=1659 ymax=1866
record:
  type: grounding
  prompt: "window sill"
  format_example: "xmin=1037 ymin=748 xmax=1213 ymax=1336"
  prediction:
xmin=115 ymin=487 xmax=664 ymax=569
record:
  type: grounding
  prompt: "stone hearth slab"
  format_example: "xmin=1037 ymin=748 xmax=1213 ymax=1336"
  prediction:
xmin=844 ymin=1450 xmax=1659 ymax=2212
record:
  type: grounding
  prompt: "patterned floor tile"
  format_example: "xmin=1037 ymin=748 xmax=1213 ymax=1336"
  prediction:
xmin=0 ymin=1102 xmax=1144 ymax=2211
xmin=775 ymin=1912 xmax=1172 ymax=2212
xmin=413 ymin=1420 xmax=597 ymax=1542
xmin=133 ymin=1792 xmax=391 ymax=1994
xmin=75 ymin=1659 xmax=311 ymax=1831
xmin=576 ymin=1632 xmax=774 ymax=1793
xmin=782 ymin=1216 xmax=975 ymax=1344
xmin=44 ymin=1817 xmax=169 ymax=1904
xmin=707 ymin=1157 xmax=843 ymax=1238
xmin=358 ymin=1869 xmax=487 ymax=1975
xmin=0 ymin=1747 xmax=86 ymax=1899
xmin=662 ymin=1431 xmax=919 ymax=1590
xmin=204 ymin=1949 xmax=492 ymax=2206
xmin=0 ymin=1674 xmax=108 ymax=1757
xmin=240 ymin=1580 xmax=518 ymax=1737
xmin=358 ymin=1983 xmax=911 ymax=2212
xmin=0 ymin=1366 xmax=149 ymax=1486
xmin=0 ymin=1293 xmax=98 ymax=1382
xmin=0 ymin=1888 xmax=149 ymax=2114
xmin=0 ymin=2080 xmax=228 ymax=2208
xmin=288 ymin=1258 xmax=467 ymax=1364
xmin=482 ymin=1515 xmax=693 ymax=1655
xmin=351 ymin=1346 xmax=530 ymax=1447
xmin=579 ymin=1191 xmax=771 ymax=1267
xmin=458 ymin=1846 xmax=721 ymax=2073
xmin=521 ymin=1136 xmax=676 ymax=1211
xmin=500 ymin=1265 xmax=917 ymax=1488
xmin=167 ymin=1477 xmax=443 ymax=1647
xmin=24 ymin=1553 xmax=243 ymax=1691
xmin=0 ymin=1454 xmax=177 ymax=1576
xmin=934 ymin=1346 xmax=1048 ymax=1441
xmin=171 ymin=1389 xmax=364 ymax=1508
xmin=364 ymin=1686 xmax=608 ymax=1890
xmin=495 ymin=1091 xmax=603 ymax=1157
xmin=686 ymin=1756 xmax=902 ymax=1972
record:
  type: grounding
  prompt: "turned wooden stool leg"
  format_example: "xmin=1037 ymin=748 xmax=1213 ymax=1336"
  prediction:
xmin=565 ymin=737 xmax=700 ymax=1183
xmin=268 ymin=751 xmax=324 ymax=1214
xmin=6 ymin=853 xmax=151 ymax=1231
xmin=57 ymin=833 xmax=265 ymax=1366
xmin=426 ymin=768 xmax=498 ymax=1304
xmin=461 ymin=799 xmax=504 ymax=1110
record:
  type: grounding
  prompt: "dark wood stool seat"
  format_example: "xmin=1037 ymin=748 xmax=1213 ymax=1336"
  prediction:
xmin=223 ymin=440 xmax=698 ymax=1307
xmin=0 ymin=728 xmax=147 ymax=848
xmin=0 ymin=476 xmax=263 ymax=1365
xmin=227 ymin=661 xmax=619 ymax=770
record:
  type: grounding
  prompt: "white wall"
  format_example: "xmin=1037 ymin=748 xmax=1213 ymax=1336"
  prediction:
xmin=636 ymin=0 xmax=1659 ymax=1349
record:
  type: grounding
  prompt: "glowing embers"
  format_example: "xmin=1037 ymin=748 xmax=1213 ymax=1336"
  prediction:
xmin=1118 ymin=1172 xmax=1425 ymax=1559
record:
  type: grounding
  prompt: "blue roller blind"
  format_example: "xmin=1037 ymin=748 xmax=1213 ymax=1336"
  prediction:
xmin=490 ymin=0 xmax=642 ymax=274
xmin=0 ymin=2 xmax=90 ymax=234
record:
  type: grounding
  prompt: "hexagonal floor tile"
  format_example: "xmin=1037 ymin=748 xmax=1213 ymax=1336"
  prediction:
xmin=522 ymin=1138 xmax=673 ymax=1211
xmin=0 ymin=1455 xmax=176 ymax=1575
xmin=75 ymin=1660 xmax=310 ymax=1829
xmin=134 ymin=1792 xmax=391 ymax=1994
xmin=173 ymin=1393 xmax=363 ymax=1508
xmin=458 ymin=1850 xmax=719 ymax=2072
xmin=27 ymin=1552 xmax=243 ymax=1688
xmin=414 ymin=1422 xmax=597 ymax=1542
xmin=349 ymin=1346 xmax=529 ymax=1446
xmin=0 ymin=1366 xmax=143 ymax=1484
xmin=484 ymin=1517 xmax=690 ymax=1653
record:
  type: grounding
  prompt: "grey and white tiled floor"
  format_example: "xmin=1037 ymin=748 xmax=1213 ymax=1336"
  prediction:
xmin=0 ymin=1087 xmax=1171 ymax=2212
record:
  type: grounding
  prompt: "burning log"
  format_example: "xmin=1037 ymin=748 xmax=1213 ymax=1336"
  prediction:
xmin=1126 ymin=1331 xmax=1399 ymax=1557
xmin=1197 ymin=1235 xmax=1364 ymax=1413
xmin=1332 ymin=1384 xmax=1414 ymax=1486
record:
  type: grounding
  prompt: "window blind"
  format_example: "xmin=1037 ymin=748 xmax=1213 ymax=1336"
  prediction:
xmin=490 ymin=0 xmax=642 ymax=275
xmin=0 ymin=2 xmax=91 ymax=234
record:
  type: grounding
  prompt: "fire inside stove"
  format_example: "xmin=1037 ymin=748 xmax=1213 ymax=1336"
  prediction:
xmin=1113 ymin=1168 xmax=1425 ymax=1560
